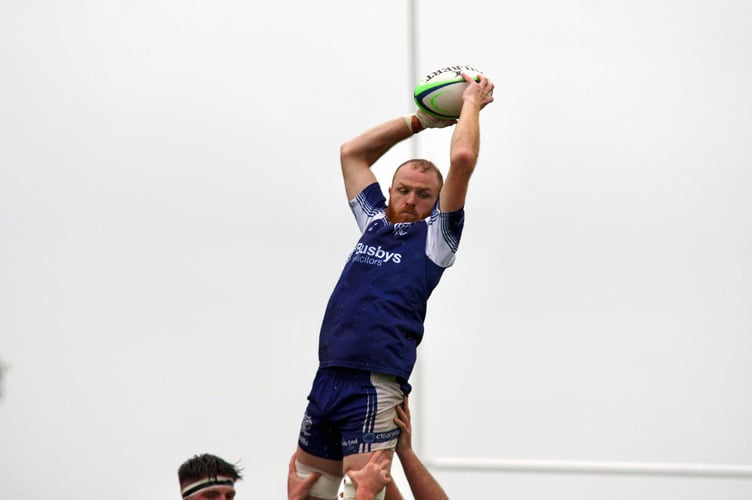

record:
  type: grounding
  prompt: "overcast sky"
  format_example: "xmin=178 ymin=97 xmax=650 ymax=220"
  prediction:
xmin=1 ymin=1 xmax=751 ymax=499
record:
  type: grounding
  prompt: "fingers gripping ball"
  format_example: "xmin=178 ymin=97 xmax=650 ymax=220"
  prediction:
xmin=413 ymin=64 xmax=492 ymax=120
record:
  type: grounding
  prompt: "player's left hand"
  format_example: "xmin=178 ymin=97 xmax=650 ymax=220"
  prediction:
xmin=461 ymin=72 xmax=495 ymax=109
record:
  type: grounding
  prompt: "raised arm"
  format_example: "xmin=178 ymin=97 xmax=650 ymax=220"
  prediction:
xmin=439 ymin=73 xmax=495 ymax=213
xmin=339 ymin=106 xmax=459 ymax=201
xmin=339 ymin=117 xmax=413 ymax=201
xmin=394 ymin=397 xmax=449 ymax=500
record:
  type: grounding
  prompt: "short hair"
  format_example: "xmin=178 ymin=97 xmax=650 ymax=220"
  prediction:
xmin=178 ymin=453 xmax=243 ymax=487
xmin=393 ymin=159 xmax=444 ymax=191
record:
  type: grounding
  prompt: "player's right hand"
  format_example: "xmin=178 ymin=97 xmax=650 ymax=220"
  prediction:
xmin=415 ymin=108 xmax=457 ymax=129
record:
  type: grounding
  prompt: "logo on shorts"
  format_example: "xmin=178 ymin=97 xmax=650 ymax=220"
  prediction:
xmin=362 ymin=428 xmax=400 ymax=444
xmin=300 ymin=414 xmax=313 ymax=437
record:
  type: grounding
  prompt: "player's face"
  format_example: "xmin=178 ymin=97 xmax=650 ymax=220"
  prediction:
xmin=386 ymin=163 xmax=441 ymax=223
xmin=186 ymin=485 xmax=236 ymax=500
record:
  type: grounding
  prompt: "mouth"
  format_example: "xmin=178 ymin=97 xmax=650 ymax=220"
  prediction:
xmin=398 ymin=211 xmax=418 ymax=222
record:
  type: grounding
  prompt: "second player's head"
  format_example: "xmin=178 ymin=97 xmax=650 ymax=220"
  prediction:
xmin=178 ymin=453 xmax=243 ymax=500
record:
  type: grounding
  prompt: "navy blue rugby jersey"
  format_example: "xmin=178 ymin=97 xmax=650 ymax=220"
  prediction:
xmin=318 ymin=182 xmax=465 ymax=382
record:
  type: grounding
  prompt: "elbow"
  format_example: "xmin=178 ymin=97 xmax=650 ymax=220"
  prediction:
xmin=340 ymin=141 xmax=353 ymax=163
xmin=450 ymin=147 xmax=477 ymax=172
xmin=340 ymin=140 xmax=363 ymax=166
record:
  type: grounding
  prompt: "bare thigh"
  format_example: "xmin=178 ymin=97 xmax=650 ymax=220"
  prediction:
xmin=296 ymin=446 xmax=342 ymax=476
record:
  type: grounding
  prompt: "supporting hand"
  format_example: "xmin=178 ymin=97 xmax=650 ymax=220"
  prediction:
xmin=287 ymin=453 xmax=320 ymax=500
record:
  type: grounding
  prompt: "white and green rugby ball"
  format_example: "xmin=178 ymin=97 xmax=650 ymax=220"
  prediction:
xmin=413 ymin=65 xmax=488 ymax=120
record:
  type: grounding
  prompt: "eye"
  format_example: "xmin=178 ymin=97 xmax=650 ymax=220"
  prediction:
xmin=398 ymin=188 xmax=408 ymax=194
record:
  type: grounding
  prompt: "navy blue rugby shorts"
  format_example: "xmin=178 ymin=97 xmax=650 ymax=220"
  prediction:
xmin=298 ymin=367 xmax=405 ymax=460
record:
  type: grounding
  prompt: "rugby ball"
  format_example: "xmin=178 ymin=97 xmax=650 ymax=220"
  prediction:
xmin=413 ymin=65 xmax=488 ymax=120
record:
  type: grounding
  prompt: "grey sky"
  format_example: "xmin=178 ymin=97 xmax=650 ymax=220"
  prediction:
xmin=1 ymin=1 xmax=751 ymax=498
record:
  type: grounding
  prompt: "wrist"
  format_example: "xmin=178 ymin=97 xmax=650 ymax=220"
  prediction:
xmin=355 ymin=486 xmax=380 ymax=498
xmin=403 ymin=114 xmax=424 ymax=134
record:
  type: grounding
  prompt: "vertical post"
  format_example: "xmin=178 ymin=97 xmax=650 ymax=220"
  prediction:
xmin=407 ymin=0 xmax=420 ymax=151
xmin=406 ymin=0 xmax=423 ymax=456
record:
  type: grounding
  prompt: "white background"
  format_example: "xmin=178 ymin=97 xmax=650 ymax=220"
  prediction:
xmin=1 ymin=1 xmax=751 ymax=498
